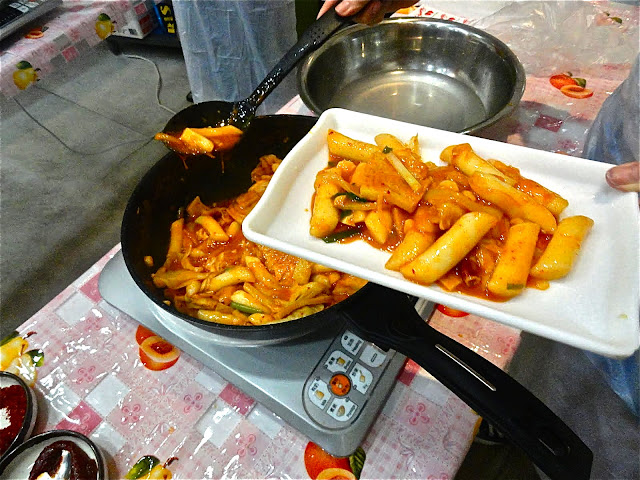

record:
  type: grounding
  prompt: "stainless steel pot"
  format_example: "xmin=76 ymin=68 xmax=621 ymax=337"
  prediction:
xmin=297 ymin=18 xmax=526 ymax=134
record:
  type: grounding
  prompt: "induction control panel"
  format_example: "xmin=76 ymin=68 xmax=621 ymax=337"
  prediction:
xmin=303 ymin=329 xmax=395 ymax=428
xmin=99 ymin=251 xmax=433 ymax=457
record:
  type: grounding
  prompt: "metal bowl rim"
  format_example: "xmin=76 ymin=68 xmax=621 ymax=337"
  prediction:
xmin=297 ymin=17 xmax=526 ymax=134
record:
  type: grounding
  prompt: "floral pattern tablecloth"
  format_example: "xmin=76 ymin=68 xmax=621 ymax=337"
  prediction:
xmin=2 ymin=2 xmax=637 ymax=479
xmin=4 ymin=243 xmax=518 ymax=479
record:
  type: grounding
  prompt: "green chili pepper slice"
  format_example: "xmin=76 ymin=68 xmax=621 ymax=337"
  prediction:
xmin=229 ymin=301 xmax=263 ymax=315
xmin=322 ymin=227 xmax=362 ymax=243
xmin=332 ymin=192 xmax=369 ymax=203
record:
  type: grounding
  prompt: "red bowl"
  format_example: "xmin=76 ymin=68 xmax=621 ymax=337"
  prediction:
xmin=0 ymin=371 xmax=37 ymax=462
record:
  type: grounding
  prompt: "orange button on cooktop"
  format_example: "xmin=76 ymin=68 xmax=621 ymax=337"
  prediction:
xmin=329 ymin=373 xmax=351 ymax=396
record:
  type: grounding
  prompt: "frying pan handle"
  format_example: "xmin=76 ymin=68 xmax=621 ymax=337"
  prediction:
xmin=234 ymin=9 xmax=351 ymax=127
xmin=341 ymin=284 xmax=593 ymax=480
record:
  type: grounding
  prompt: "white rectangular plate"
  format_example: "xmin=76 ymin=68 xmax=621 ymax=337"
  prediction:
xmin=243 ymin=108 xmax=640 ymax=358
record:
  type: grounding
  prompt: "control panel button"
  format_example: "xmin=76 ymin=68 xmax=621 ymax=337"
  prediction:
xmin=329 ymin=373 xmax=351 ymax=396
xmin=308 ymin=378 xmax=332 ymax=410
xmin=327 ymin=397 xmax=358 ymax=422
xmin=325 ymin=350 xmax=352 ymax=373
xmin=341 ymin=331 xmax=364 ymax=355
xmin=359 ymin=344 xmax=387 ymax=367
xmin=349 ymin=363 xmax=373 ymax=394
xmin=302 ymin=326 xmax=406 ymax=431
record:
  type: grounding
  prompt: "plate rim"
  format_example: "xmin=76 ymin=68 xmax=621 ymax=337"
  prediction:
xmin=244 ymin=108 xmax=640 ymax=358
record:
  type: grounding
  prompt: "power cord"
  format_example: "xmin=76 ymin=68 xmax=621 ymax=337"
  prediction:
xmin=12 ymin=91 xmax=145 ymax=155
xmin=124 ymin=53 xmax=177 ymax=115
xmin=11 ymin=52 xmax=176 ymax=155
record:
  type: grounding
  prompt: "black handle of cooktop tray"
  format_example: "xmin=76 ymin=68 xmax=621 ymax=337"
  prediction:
xmin=340 ymin=283 xmax=593 ymax=480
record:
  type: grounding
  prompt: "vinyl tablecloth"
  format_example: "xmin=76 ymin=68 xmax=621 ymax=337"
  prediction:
xmin=0 ymin=0 xmax=152 ymax=99
xmin=1 ymin=2 xmax=636 ymax=479
xmin=4 ymin=243 xmax=518 ymax=479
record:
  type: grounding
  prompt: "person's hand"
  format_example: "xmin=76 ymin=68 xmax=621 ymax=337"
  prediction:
xmin=318 ymin=0 xmax=418 ymax=25
xmin=605 ymin=161 xmax=640 ymax=193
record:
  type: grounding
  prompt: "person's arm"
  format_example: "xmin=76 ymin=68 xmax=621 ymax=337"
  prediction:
xmin=606 ymin=161 xmax=640 ymax=193
xmin=318 ymin=0 xmax=418 ymax=24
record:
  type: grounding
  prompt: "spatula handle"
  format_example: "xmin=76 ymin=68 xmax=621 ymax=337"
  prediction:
xmin=235 ymin=9 xmax=350 ymax=126
xmin=340 ymin=283 xmax=593 ymax=480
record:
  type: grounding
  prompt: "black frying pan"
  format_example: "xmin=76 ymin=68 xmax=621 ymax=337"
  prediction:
xmin=121 ymin=113 xmax=592 ymax=480
xmin=122 ymin=114 xmax=333 ymax=344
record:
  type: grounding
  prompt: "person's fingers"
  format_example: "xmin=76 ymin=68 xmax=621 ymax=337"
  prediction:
xmin=351 ymin=1 xmax=385 ymax=24
xmin=334 ymin=0 xmax=375 ymax=16
xmin=605 ymin=161 xmax=640 ymax=193
xmin=319 ymin=0 xmax=418 ymax=24
xmin=317 ymin=0 xmax=341 ymax=18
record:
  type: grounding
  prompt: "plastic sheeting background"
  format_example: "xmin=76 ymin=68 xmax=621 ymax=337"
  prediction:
xmin=443 ymin=0 xmax=639 ymax=160
xmin=581 ymin=54 xmax=639 ymax=418
xmin=472 ymin=0 xmax=639 ymax=76
xmin=173 ymin=0 xmax=298 ymax=114
xmin=583 ymin=54 xmax=640 ymax=166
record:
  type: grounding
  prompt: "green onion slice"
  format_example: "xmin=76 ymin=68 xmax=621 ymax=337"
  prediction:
xmin=229 ymin=301 xmax=263 ymax=315
xmin=332 ymin=191 xmax=369 ymax=203
xmin=322 ymin=227 xmax=362 ymax=243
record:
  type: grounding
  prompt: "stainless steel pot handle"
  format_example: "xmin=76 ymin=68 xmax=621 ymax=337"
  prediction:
xmin=339 ymin=283 xmax=593 ymax=480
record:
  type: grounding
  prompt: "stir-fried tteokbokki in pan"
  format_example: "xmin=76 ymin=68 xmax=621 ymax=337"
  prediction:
xmin=154 ymin=125 xmax=244 ymax=156
xmin=147 ymin=154 xmax=367 ymax=326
